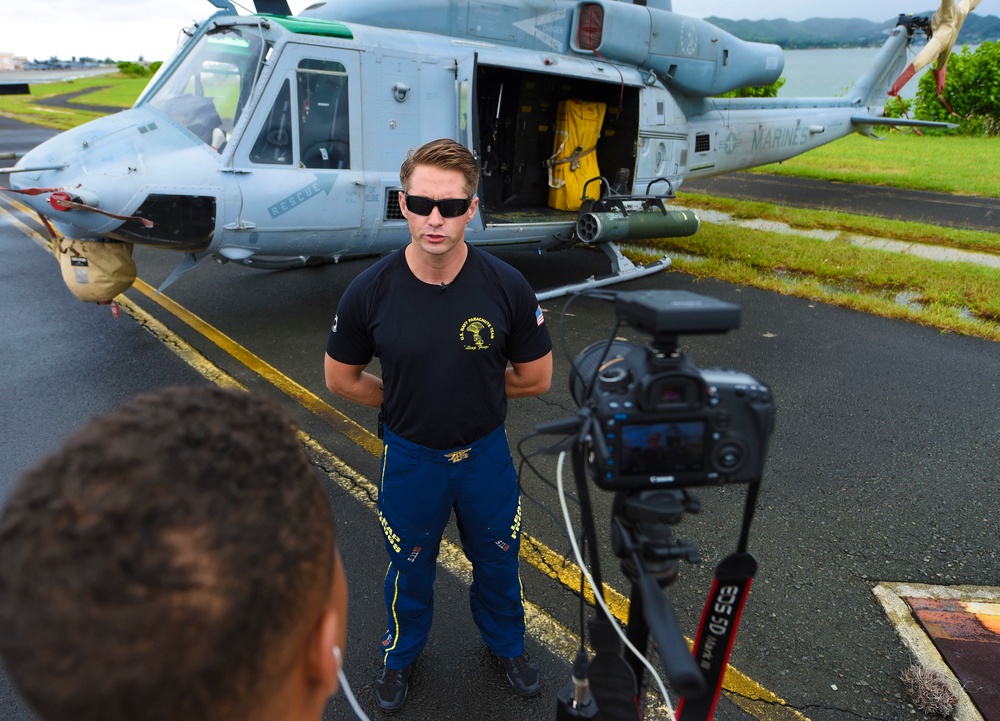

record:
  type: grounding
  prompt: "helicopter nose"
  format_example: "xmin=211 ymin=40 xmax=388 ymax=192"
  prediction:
xmin=10 ymin=106 xmax=219 ymax=244
xmin=46 ymin=188 xmax=155 ymax=228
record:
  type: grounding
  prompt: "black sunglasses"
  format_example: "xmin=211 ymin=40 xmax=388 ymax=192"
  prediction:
xmin=403 ymin=194 xmax=474 ymax=218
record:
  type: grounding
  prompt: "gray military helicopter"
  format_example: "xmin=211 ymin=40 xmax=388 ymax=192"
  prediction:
xmin=4 ymin=0 xmax=963 ymax=301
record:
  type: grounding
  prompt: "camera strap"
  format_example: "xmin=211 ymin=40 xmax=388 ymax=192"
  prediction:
xmin=675 ymin=480 xmax=761 ymax=721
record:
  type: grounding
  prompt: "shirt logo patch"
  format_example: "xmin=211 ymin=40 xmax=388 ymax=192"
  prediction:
xmin=460 ymin=317 xmax=495 ymax=350
xmin=535 ymin=305 xmax=545 ymax=326
xmin=444 ymin=448 xmax=472 ymax=463
xmin=331 ymin=314 xmax=338 ymax=333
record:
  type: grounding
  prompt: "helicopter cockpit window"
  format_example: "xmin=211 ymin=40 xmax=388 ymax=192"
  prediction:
xmin=145 ymin=26 xmax=266 ymax=151
xmin=249 ymin=79 xmax=293 ymax=165
xmin=296 ymin=59 xmax=350 ymax=169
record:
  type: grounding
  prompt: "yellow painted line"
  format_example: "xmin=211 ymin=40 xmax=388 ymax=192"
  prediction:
xmin=120 ymin=296 xmax=247 ymax=391
xmin=303 ymin=433 xmax=681 ymax=720
xmin=130 ymin=278 xmax=383 ymax=458
xmin=523 ymin=532 xmax=807 ymax=718
xmin=4 ymin=198 xmax=806 ymax=720
xmin=0 ymin=196 xmax=54 ymax=248
xmin=129 ymin=280 xmax=806 ymax=721
xmin=520 ymin=533 xmax=631 ymax=621
xmin=129 ymin=279 xmax=644 ymax=623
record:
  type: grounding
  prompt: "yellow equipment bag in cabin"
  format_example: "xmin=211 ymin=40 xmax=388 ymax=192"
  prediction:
xmin=546 ymin=99 xmax=606 ymax=211
xmin=55 ymin=237 xmax=136 ymax=303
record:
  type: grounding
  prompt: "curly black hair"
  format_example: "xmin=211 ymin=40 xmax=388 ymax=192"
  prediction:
xmin=0 ymin=386 xmax=336 ymax=721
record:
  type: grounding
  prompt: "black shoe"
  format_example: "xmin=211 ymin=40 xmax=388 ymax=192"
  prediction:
xmin=374 ymin=665 xmax=411 ymax=713
xmin=499 ymin=652 xmax=541 ymax=697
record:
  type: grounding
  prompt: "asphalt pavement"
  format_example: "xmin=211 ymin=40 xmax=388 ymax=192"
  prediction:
xmin=1 ymin=119 xmax=998 ymax=721
xmin=0 ymin=116 xmax=57 ymax=160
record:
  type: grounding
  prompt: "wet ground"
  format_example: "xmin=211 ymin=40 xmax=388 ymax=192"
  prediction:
xmin=2 ymin=122 xmax=998 ymax=721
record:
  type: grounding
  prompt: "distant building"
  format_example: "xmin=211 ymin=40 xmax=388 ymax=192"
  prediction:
xmin=0 ymin=52 xmax=27 ymax=71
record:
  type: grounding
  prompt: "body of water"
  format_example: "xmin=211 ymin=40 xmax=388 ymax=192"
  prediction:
xmin=776 ymin=45 xmax=959 ymax=100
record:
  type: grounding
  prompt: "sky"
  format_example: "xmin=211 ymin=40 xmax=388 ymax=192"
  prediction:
xmin=0 ymin=1 xmax=980 ymax=63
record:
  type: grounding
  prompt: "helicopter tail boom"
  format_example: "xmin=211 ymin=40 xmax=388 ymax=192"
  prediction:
xmin=846 ymin=21 xmax=913 ymax=107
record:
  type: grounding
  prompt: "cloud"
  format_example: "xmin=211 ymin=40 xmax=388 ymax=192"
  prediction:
xmin=1 ymin=1 xmax=928 ymax=62
xmin=1 ymin=0 xmax=312 ymax=62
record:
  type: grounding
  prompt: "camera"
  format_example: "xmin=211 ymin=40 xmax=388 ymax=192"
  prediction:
xmin=570 ymin=290 xmax=775 ymax=491
xmin=534 ymin=289 xmax=774 ymax=721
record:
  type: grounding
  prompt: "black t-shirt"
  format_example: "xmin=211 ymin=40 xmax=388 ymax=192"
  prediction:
xmin=326 ymin=244 xmax=552 ymax=449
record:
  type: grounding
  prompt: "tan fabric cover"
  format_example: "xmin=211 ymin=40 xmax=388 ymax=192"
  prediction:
xmin=56 ymin=238 xmax=136 ymax=303
xmin=911 ymin=0 xmax=982 ymax=73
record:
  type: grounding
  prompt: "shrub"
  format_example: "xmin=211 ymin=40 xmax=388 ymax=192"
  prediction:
xmin=116 ymin=61 xmax=149 ymax=77
xmin=718 ymin=77 xmax=787 ymax=99
xmin=914 ymin=41 xmax=1000 ymax=136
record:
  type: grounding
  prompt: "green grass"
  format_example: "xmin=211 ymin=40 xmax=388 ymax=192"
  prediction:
xmin=0 ymin=74 xmax=149 ymax=130
xmin=70 ymin=77 xmax=152 ymax=107
xmin=675 ymin=193 xmax=1000 ymax=255
xmin=754 ymin=132 xmax=1000 ymax=198
xmin=623 ymin=211 xmax=1000 ymax=342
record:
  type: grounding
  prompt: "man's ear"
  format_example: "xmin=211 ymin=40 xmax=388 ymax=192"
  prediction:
xmin=306 ymin=606 xmax=342 ymax=695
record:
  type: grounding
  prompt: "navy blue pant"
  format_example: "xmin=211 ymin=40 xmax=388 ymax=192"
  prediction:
xmin=377 ymin=424 xmax=525 ymax=669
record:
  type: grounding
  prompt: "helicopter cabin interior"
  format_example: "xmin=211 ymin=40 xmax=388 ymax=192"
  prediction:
xmin=472 ymin=64 xmax=640 ymax=225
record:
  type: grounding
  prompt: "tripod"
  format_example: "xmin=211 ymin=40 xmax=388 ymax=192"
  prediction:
xmin=612 ymin=489 xmax=707 ymax=699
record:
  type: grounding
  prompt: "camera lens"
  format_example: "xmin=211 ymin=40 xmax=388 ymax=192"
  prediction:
xmin=570 ymin=340 xmax=637 ymax=405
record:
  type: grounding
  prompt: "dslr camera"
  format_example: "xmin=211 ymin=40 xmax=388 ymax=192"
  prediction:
xmin=571 ymin=290 xmax=775 ymax=491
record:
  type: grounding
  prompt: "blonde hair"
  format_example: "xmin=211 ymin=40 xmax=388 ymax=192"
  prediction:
xmin=400 ymin=138 xmax=480 ymax=196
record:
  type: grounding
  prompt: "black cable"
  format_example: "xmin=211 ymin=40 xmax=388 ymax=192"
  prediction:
xmin=515 ymin=433 xmax=580 ymax=534
xmin=517 ymin=430 xmax=578 ymax=493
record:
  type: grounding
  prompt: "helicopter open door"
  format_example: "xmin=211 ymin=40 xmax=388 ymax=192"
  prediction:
xmin=223 ymin=45 xmax=364 ymax=265
xmin=456 ymin=53 xmax=487 ymax=237
xmin=457 ymin=54 xmax=479 ymax=158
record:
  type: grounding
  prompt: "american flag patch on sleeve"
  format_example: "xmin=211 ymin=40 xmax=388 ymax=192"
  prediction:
xmin=535 ymin=305 xmax=545 ymax=326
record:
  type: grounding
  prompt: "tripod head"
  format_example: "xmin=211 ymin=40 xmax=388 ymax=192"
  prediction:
xmin=611 ymin=489 xmax=702 ymax=586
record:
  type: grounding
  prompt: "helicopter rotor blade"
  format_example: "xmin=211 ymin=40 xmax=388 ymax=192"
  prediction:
xmin=252 ymin=0 xmax=292 ymax=15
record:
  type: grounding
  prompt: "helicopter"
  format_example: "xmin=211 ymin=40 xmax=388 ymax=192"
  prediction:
xmin=3 ymin=0 xmax=966 ymax=302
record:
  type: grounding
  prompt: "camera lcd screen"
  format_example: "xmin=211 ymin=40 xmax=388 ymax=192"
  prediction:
xmin=619 ymin=420 xmax=706 ymax=476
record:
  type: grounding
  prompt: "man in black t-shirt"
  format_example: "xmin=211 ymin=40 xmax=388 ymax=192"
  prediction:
xmin=325 ymin=138 xmax=553 ymax=713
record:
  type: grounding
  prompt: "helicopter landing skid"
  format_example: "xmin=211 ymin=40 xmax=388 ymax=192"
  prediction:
xmin=535 ymin=241 xmax=671 ymax=301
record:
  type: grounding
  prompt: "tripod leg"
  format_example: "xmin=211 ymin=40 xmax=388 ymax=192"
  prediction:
xmin=624 ymin=582 xmax=651 ymax=691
